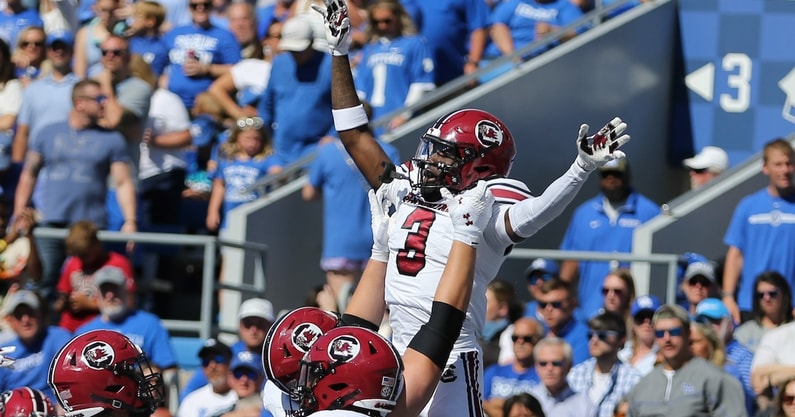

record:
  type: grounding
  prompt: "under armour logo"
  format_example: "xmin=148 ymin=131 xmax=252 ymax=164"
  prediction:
xmin=440 ymin=365 xmax=457 ymax=383
xmin=462 ymin=213 xmax=473 ymax=226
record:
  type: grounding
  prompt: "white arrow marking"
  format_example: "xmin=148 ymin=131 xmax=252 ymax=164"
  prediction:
xmin=686 ymin=62 xmax=715 ymax=101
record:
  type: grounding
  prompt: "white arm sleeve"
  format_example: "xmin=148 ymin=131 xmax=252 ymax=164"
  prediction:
xmin=507 ymin=158 xmax=591 ymax=239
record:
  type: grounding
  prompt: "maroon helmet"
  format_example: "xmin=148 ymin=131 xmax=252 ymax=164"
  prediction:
xmin=0 ymin=387 xmax=56 ymax=417
xmin=47 ymin=330 xmax=164 ymax=417
xmin=413 ymin=109 xmax=516 ymax=193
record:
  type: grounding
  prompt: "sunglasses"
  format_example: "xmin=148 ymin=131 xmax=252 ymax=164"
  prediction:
xmin=241 ymin=317 xmax=269 ymax=329
xmin=79 ymin=95 xmax=108 ymax=103
xmin=101 ymin=48 xmax=126 ymax=57
xmin=232 ymin=368 xmax=259 ymax=380
xmin=757 ymin=289 xmax=781 ymax=299
xmin=588 ymin=330 xmax=621 ymax=342
xmin=633 ymin=312 xmax=653 ymax=325
xmin=528 ymin=272 xmax=555 ymax=283
xmin=784 ymin=395 xmax=795 ymax=406
xmin=372 ymin=18 xmax=394 ymax=25
xmin=20 ymin=40 xmax=45 ymax=48
xmin=537 ymin=360 xmax=564 ymax=368
xmin=600 ymin=171 xmax=624 ymax=179
xmin=654 ymin=326 xmax=684 ymax=338
xmin=236 ymin=116 xmax=264 ymax=130
xmin=601 ymin=287 xmax=624 ymax=296
xmin=189 ymin=1 xmax=212 ymax=9
xmin=49 ymin=41 xmax=70 ymax=51
xmin=687 ymin=276 xmax=713 ymax=287
xmin=201 ymin=355 xmax=229 ymax=367
xmin=538 ymin=300 xmax=565 ymax=310
xmin=690 ymin=168 xmax=709 ymax=174
xmin=695 ymin=315 xmax=723 ymax=326
xmin=511 ymin=335 xmax=540 ymax=344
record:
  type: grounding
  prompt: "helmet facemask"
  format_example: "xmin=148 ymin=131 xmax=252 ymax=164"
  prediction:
xmin=412 ymin=136 xmax=478 ymax=199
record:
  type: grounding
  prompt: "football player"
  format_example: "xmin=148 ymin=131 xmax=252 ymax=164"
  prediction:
xmin=312 ymin=1 xmax=631 ymax=416
xmin=0 ymin=387 xmax=57 ymax=417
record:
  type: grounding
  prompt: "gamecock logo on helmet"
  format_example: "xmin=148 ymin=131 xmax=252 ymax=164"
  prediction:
xmin=293 ymin=323 xmax=323 ymax=353
xmin=328 ymin=335 xmax=360 ymax=362
xmin=476 ymin=120 xmax=504 ymax=149
xmin=82 ymin=341 xmax=115 ymax=370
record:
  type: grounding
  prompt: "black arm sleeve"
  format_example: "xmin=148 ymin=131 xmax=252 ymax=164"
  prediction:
xmin=407 ymin=301 xmax=466 ymax=369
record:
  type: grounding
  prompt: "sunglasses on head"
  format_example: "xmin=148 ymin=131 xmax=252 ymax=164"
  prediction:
xmin=511 ymin=334 xmax=539 ymax=344
xmin=654 ymin=326 xmax=684 ymax=338
xmin=232 ymin=368 xmax=259 ymax=380
xmin=201 ymin=354 xmax=229 ymax=367
xmin=538 ymin=300 xmax=565 ymax=310
xmin=601 ymin=287 xmax=624 ymax=296
xmin=757 ymin=289 xmax=781 ymax=299
xmin=588 ymin=330 xmax=621 ymax=342
xmin=537 ymin=360 xmax=564 ymax=368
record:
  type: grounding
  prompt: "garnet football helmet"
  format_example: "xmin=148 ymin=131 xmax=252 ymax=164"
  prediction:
xmin=413 ymin=109 xmax=516 ymax=193
xmin=47 ymin=329 xmax=165 ymax=417
xmin=295 ymin=326 xmax=404 ymax=417
xmin=0 ymin=387 xmax=56 ymax=417
xmin=263 ymin=307 xmax=341 ymax=396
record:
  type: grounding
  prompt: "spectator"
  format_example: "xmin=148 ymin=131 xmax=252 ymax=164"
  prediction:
xmin=164 ymin=0 xmax=240 ymax=110
xmin=227 ymin=3 xmax=261 ymax=59
xmin=771 ymin=377 xmax=795 ymax=417
xmin=0 ymin=206 xmax=39 ymax=282
xmin=679 ymin=259 xmax=719 ymax=316
xmin=0 ymin=39 xmax=20 ymax=192
xmin=599 ymin=268 xmax=635 ymax=321
xmin=734 ymin=271 xmax=793 ymax=352
xmin=54 ymin=220 xmax=135 ymax=333
xmin=624 ymin=304 xmax=745 ymax=417
xmin=751 ymin=318 xmax=795 ymax=405
xmin=177 ymin=337 xmax=237 ymax=417
xmin=258 ymin=16 xmax=334 ymax=167
xmin=74 ymin=267 xmax=177 ymax=372
xmin=694 ymin=298 xmax=755 ymax=415
xmin=73 ymin=0 xmax=126 ymax=78
xmin=523 ymin=257 xmax=559 ymax=321
xmin=535 ymin=277 xmax=589 ymax=365
xmin=11 ymin=26 xmax=47 ymax=87
xmin=127 ymin=0 xmax=170 ymax=78
xmin=301 ymin=133 xmax=400 ymax=311
xmin=399 ymin=0 xmax=489 ymax=86
xmin=690 ymin=321 xmax=725 ymax=367
xmin=13 ymin=79 xmax=136 ymax=303
xmin=503 ymin=393 xmax=546 ymax=417
xmin=567 ymin=311 xmax=641 ymax=417
xmin=0 ymin=289 xmax=72 ymax=405
xmin=482 ymin=317 xmax=543 ymax=417
xmin=683 ymin=145 xmax=729 ymax=191
xmin=208 ymin=19 xmax=281 ymax=121
xmin=219 ymin=351 xmax=267 ymax=417
xmin=559 ymin=158 xmax=660 ymax=318
xmin=617 ymin=295 xmax=660 ymax=376
xmin=722 ymin=138 xmax=795 ymax=323
xmin=254 ymin=0 xmax=292 ymax=42
xmin=355 ymin=0 xmax=435 ymax=133
xmin=527 ymin=337 xmax=594 ymax=416
xmin=0 ymin=0 xmax=43 ymax=49
xmin=11 ymin=30 xmax=77 ymax=166
xmin=479 ymin=279 xmax=520 ymax=368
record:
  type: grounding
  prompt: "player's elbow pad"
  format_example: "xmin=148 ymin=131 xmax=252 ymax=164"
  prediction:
xmin=407 ymin=301 xmax=465 ymax=369
xmin=340 ymin=313 xmax=380 ymax=332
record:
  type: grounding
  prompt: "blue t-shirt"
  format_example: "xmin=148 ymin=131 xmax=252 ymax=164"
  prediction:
xmin=355 ymin=35 xmax=435 ymax=124
xmin=164 ymin=24 xmax=241 ymax=109
xmin=400 ymin=0 xmax=489 ymax=85
xmin=307 ymin=140 xmax=400 ymax=261
xmin=32 ymin=122 xmax=130 ymax=228
xmin=483 ymin=363 xmax=539 ymax=400
xmin=130 ymin=34 xmax=170 ymax=77
xmin=559 ymin=191 xmax=660 ymax=317
xmin=75 ymin=310 xmax=177 ymax=369
xmin=0 ymin=326 xmax=73 ymax=406
xmin=723 ymin=188 xmax=795 ymax=311
xmin=258 ymin=51 xmax=334 ymax=166
xmin=556 ymin=318 xmax=590 ymax=365
xmin=213 ymin=154 xmax=277 ymax=229
xmin=487 ymin=0 xmax=584 ymax=58
xmin=0 ymin=8 xmax=42 ymax=47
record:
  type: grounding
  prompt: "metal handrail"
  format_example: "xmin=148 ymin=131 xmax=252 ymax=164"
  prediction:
xmin=32 ymin=227 xmax=269 ymax=339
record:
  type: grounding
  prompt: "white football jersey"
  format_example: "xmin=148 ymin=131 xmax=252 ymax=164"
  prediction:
xmin=261 ymin=380 xmax=298 ymax=417
xmin=381 ymin=163 xmax=532 ymax=365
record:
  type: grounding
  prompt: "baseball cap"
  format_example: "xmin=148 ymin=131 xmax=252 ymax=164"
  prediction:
xmin=524 ymin=258 xmax=559 ymax=281
xmin=683 ymin=146 xmax=728 ymax=173
xmin=229 ymin=351 xmax=264 ymax=377
xmin=278 ymin=17 xmax=313 ymax=52
xmin=599 ymin=158 xmax=629 ymax=174
xmin=695 ymin=298 xmax=730 ymax=320
xmin=2 ymin=290 xmax=40 ymax=315
xmin=93 ymin=266 xmax=127 ymax=288
xmin=198 ymin=337 xmax=233 ymax=359
xmin=238 ymin=298 xmax=274 ymax=322
xmin=46 ymin=30 xmax=74 ymax=47
xmin=684 ymin=261 xmax=716 ymax=283
xmin=630 ymin=294 xmax=660 ymax=317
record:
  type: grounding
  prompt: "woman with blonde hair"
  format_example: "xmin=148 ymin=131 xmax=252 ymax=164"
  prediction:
xmin=690 ymin=321 xmax=726 ymax=366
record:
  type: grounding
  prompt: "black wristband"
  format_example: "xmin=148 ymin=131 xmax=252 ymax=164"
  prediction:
xmin=407 ymin=301 xmax=465 ymax=369
xmin=340 ymin=313 xmax=380 ymax=332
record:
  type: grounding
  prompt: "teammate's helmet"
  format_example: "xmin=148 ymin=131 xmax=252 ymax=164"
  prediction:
xmin=0 ymin=387 xmax=56 ymax=417
xmin=296 ymin=326 xmax=404 ymax=417
xmin=47 ymin=329 xmax=165 ymax=417
xmin=413 ymin=109 xmax=516 ymax=193
xmin=263 ymin=307 xmax=341 ymax=395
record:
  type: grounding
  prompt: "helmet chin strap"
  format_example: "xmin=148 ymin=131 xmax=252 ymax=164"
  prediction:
xmin=89 ymin=393 xmax=152 ymax=416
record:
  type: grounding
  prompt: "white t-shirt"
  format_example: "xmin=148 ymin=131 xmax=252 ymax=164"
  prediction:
xmin=0 ymin=80 xmax=22 ymax=116
xmin=139 ymin=88 xmax=191 ymax=179
xmin=752 ymin=321 xmax=795 ymax=368
xmin=230 ymin=59 xmax=272 ymax=98
xmin=176 ymin=384 xmax=238 ymax=417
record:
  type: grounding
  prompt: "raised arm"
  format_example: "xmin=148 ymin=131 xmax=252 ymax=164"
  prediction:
xmin=314 ymin=0 xmax=391 ymax=189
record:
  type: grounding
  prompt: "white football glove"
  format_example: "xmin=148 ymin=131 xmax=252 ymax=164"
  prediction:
xmin=0 ymin=346 xmax=15 ymax=368
xmin=311 ymin=0 xmax=351 ymax=56
xmin=441 ymin=181 xmax=494 ymax=247
xmin=575 ymin=116 xmax=631 ymax=171
xmin=367 ymin=186 xmax=390 ymax=262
